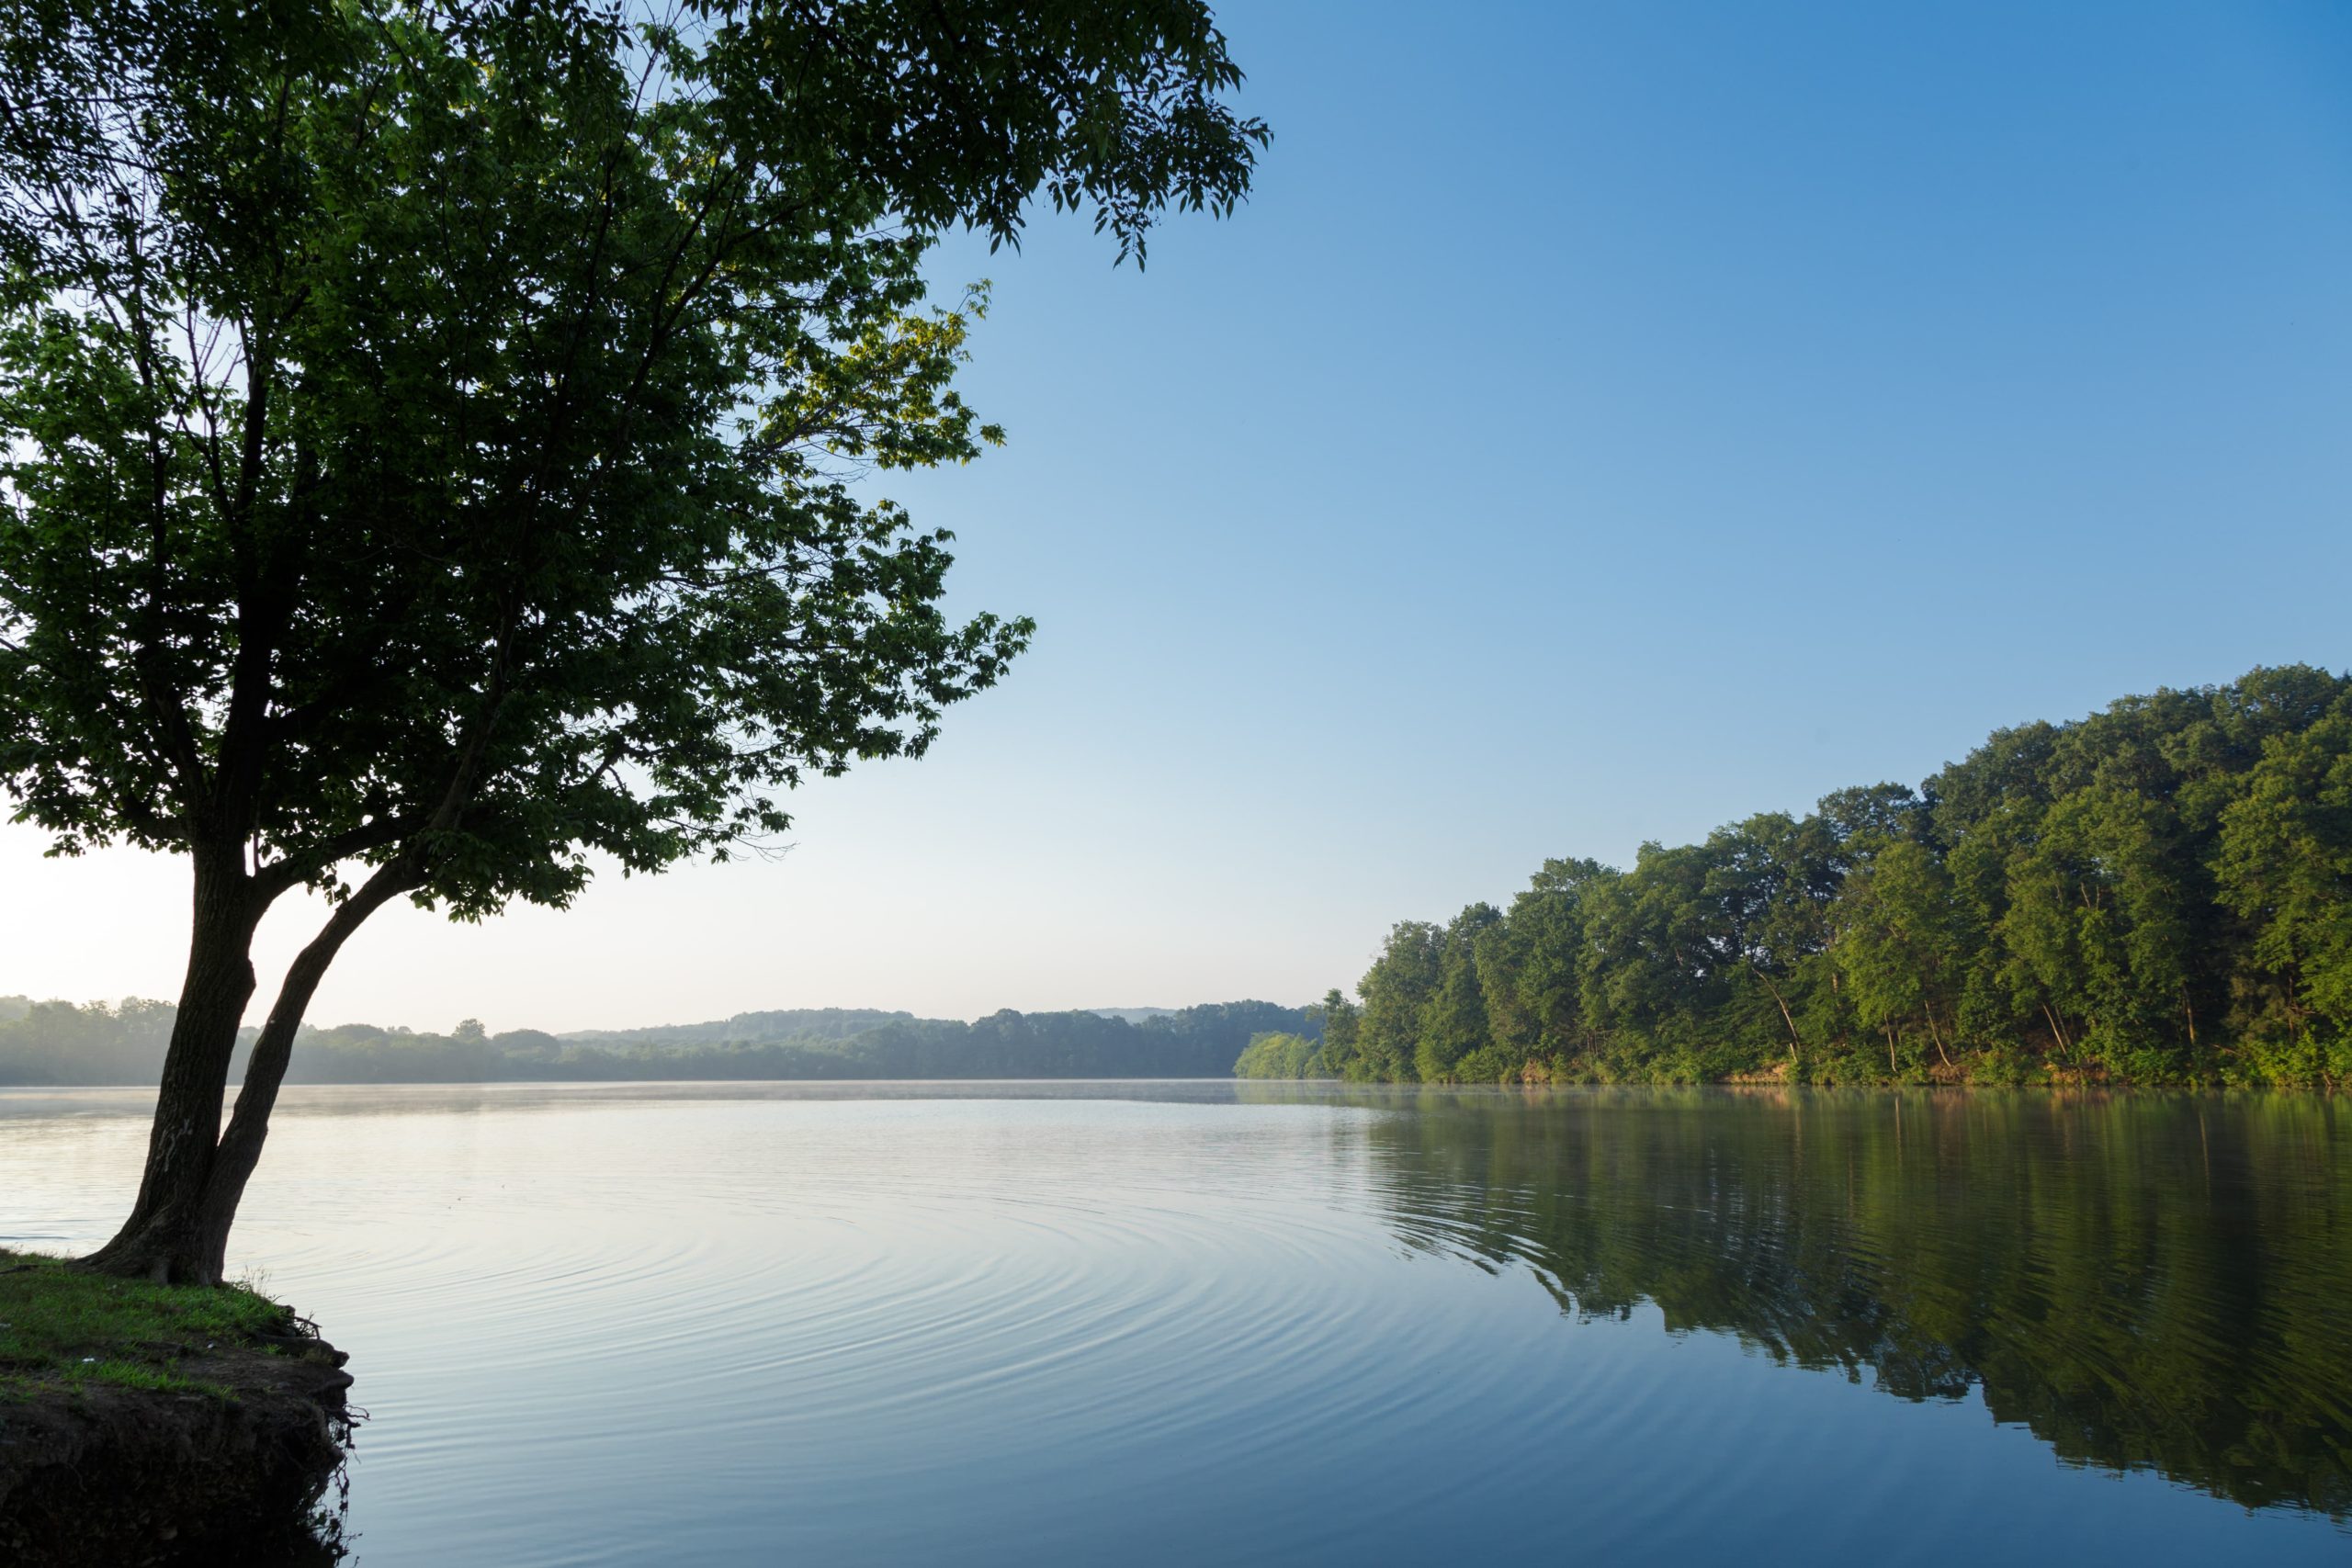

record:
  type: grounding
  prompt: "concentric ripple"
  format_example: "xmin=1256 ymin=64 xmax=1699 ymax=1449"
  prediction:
xmin=2 ymin=1083 xmax=2345 ymax=1566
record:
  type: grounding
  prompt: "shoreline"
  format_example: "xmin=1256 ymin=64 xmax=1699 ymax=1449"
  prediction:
xmin=2 ymin=1076 xmax=2339 ymax=1101
xmin=0 ymin=1254 xmax=355 ymax=1565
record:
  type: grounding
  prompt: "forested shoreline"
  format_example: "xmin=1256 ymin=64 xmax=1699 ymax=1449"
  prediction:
xmin=0 ymin=999 xmax=1312 ymax=1086
xmin=1254 ymin=667 xmax=2352 ymax=1088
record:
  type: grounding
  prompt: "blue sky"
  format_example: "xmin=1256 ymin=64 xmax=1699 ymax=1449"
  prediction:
xmin=5 ymin=0 xmax=2348 ymax=1028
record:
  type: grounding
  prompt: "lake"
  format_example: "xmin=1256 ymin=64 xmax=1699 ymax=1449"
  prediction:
xmin=3 ymin=1083 xmax=2346 ymax=1564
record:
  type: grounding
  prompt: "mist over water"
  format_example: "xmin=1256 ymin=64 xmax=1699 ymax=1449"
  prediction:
xmin=3 ymin=1083 xmax=2345 ymax=1565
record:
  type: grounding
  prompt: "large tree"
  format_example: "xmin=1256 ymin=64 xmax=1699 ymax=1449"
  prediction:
xmin=0 ymin=0 xmax=1266 ymax=1280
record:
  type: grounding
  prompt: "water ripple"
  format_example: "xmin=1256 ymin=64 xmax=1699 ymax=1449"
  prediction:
xmin=2 ymin=1084 xmax=2345 ymax=1566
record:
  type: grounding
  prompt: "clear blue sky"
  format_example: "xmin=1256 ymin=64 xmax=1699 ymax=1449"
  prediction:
xmin=5 ymin=0 xmax=2348 ymax=1028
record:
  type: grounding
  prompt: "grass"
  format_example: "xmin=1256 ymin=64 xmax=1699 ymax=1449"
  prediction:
xmin=0 ymin=1248 xmax=289 ymax=1401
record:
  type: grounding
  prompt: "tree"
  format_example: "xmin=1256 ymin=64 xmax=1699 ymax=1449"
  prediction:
xmin=1356 ymin=921 xmax=1442 ymax=1082
xmin=1578 ymin=840 xmax=1782 ymax=1079
xmin=2215 ymin=716 xmax=2352 ymax=1078
xmin=1314 ymin=987 xmax=1363 ymax=1078
xmin=2000 ymin=787 xmax=2200 ymax=1077
xmin=1835 ymin=838 xmax=1967 ymax=1075
xmin=1232 ymin=1031 xmax=1321 ymax=1078
xmin=0 ymin=0 xmax=1267 ymax=1280
xmin=1415 ymin=903 xmax=1497 ymax=1081
xmin=1698 ymin=812 xmax=1841 ymax=1065
xmin=1495 ymin=857 xmax=1611 ymax=1066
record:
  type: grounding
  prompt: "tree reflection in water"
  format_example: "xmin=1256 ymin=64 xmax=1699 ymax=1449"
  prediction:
xmin=1244 ymin=1085 xmax=2351 ymax=1518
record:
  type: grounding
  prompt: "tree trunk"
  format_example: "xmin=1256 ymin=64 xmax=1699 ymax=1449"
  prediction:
xmin=1751 ymin=964 xmax=1804 ymax=1063
xmin=81 ymin=844 xmax=260 ymax=1283
xmin=191 ymin=863 xmax=415 ymax=1281
xmin=2040 ymin=1002 xmax=2073 ymax=1061
xmin=1923 ymin=1010 xmax=1954 ymax=1071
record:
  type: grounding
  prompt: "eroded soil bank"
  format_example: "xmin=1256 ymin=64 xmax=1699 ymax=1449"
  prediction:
xmin=0 ymin=1254 xmax=355 ymax=1565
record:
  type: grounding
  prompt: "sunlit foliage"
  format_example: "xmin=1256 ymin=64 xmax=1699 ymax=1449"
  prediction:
xmin=1270 ymin=668 xmax=2352 ymax=1087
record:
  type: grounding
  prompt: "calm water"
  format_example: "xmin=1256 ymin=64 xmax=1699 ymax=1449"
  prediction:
xmin=3 ymin=1083 xmax=2346 ymax=1564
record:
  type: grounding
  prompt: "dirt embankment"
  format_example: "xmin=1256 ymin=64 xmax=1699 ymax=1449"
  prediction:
xmin=0 ymin=1260 xmax=356 ymax=1566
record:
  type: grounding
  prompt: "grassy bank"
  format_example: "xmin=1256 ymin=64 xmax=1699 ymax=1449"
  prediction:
xmin=0 ymin=1250 xmax=290 ymax=1399
xmin=0 ymin=1252 xmax=355 ymax=1563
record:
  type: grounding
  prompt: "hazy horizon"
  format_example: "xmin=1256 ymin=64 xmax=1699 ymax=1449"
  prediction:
xmin=1 ymin=995 xmax=1227 ymax=1032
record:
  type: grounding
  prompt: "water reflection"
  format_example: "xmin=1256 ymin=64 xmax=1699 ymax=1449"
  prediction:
xmin=3 ymin=1084 xmax=2345 ymax=1564
xmin=1261 ymin=1086 xmax=2352 ymax=1518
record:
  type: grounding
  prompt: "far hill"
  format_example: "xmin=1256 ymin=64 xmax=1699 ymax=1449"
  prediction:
xmin=557 ymin=1009 xmax=913 ymax=1047
xmin=0 ymin=1000 xmax=1320 ymax=1086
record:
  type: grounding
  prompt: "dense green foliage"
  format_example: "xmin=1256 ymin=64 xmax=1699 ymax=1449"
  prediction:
xmin=1238 ymin=1086 xmax=2351 ymax=1518
xmin=0 ymin=0 xmax=1264 ymax=914
xmin=1272 ymin=669 xmax=2352 ymax=1088
xmin=1231 ymin=1030 xmax=1323 ymax=1078
xmin=0 ymin=999 xmax=1314 ymax=1084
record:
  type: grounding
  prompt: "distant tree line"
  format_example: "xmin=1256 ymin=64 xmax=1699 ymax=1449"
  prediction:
xmin=1255 ymin=667 xmax=2352 ymax=1088
xmin=0 ymin=1001 xmax=1315 ymax=1086
xmin=0 ymin=997 xmax=182 ymax=1085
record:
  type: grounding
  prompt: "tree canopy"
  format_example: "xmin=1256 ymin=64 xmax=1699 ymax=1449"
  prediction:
xmin=0 ymin=0 xmax=1266 ymax=916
